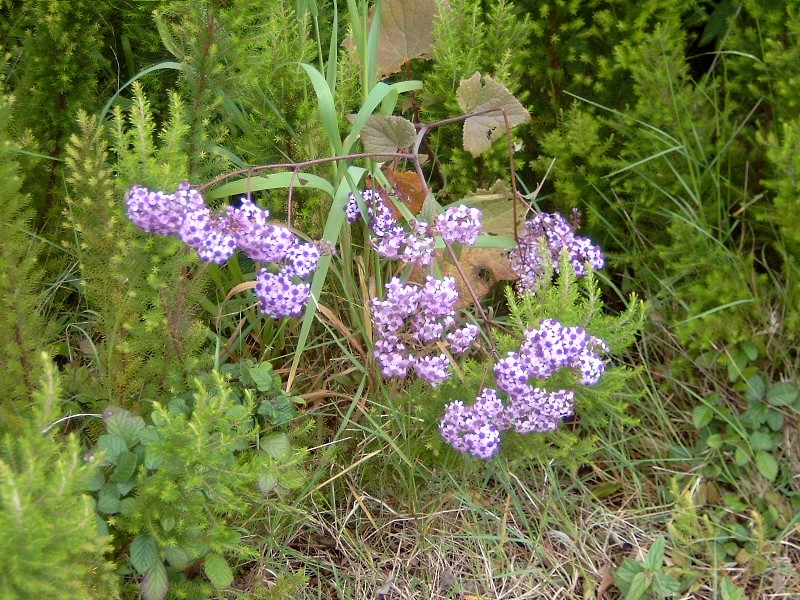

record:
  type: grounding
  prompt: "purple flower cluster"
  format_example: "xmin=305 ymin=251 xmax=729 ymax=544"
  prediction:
xmin=434 ymin=204 xmax=483 ymax=246
xmin=370 ymin=276 xmax=479 ymax=386
xmin=126 ymin=183 xmax=320 ymax=318
xmin=508 ymin=211 xmax=605 ymax=293
xmin=345 ymin=190 xmax=483 ymax=264
xmin=439 ymin=318 xmax=608 ymax=460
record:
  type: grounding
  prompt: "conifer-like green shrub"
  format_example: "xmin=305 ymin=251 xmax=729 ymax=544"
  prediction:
xmin=0 ymin=81 xmax=55 ymax=431
xmin=3 ymin=0 xmax=112 ymax=223
xmin=0 ymin=355 xmax=119 ymax=599
xmin=63 ymin=88 xmax=209 ymax=410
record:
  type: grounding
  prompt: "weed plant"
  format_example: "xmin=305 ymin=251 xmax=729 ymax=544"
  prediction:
xmin=1 ymin=1 xmax=799 ymax=599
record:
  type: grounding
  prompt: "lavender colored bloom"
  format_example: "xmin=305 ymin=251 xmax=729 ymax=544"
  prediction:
xmin=369 ymin=276 xmax=477 ymax=385
xmin=374 ymin=337 xmax=413 ymax=378
xmin=413 ymin=353 xmax=451 ymax=387
xmin=504 ymin=388 xmax=574 ymax=433
xmin=493 ymin=352 xmax=531 ymax=397
xmin=254 ymin=269 xmax=311 ymax=318
xmin=509 ymin=211 xmax=605 ymax=293
xmin=446 ymin=323 xmax=479 ymax=355
xmin=435 ymin=205 xmax=483 ymax=245
xmin=437 ymin=318 xmax=609 ymax=459
xmin=126 ymin=182 xmax=205 ymax=236
xmin=283 ymin=242 xmax=320 ymax=279
xmin=439 ymin=389 xmax=507 ymax=459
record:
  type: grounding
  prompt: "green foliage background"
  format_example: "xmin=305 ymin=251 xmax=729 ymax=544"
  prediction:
xmin=0 ymin=0 xmax=798 ymax=597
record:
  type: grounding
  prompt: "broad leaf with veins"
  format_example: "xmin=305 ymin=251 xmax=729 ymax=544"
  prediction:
xmin=457 ymin=72 xmax=531 ymax=157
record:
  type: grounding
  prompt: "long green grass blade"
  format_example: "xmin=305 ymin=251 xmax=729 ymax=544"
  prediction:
xmin=98 ymin=62 xmax=183 ymax=122
xmin=204 ymin=172 xmax=335 ymax=200
xmin=298 ymin=63 xmax=343 ymax=156
xmin=287 ymin=167 xmax=368 ymax=390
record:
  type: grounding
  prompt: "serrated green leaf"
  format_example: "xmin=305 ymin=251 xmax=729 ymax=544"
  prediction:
xmin=247 ymin=362 xmax=281 ymax=394
xmin=706 ymin=433 xmax=724 ymax=450
xmin=261 ymin=432 xmax=292 ymax=460
xmin=110 ymin=450 xmax=138 ymax=483
xmin=86 ymin=468 xmax=105 ymax=491
xmin=142 ymin=561 xmax=168 ymax=600
xmin=105 ymin=410 xmax=147 ymax=447
xmin=767 ymin=382 xmax=799 ymax=407
xmin=740 ymin=340 xmax=759 ymax=362
xmin=456 ymin=72 xmax=531 ymax=157
xmin=258 ymin=396 xmax=296 ymax=428
xmin=750 ymin=431 xmax=775 ymax=451
xmin=204 ymin=553 xmax=234 ymax=589
xmin=96 ymin=433 xmax=128 ymax=463
xmin=652 ymin=571 xmax=682 ymax=595
xmin=161 ymin=515 xmax=176 ymax=532
xmin=727 ymin=348 xmax=747 ymax=382
xmin=755 ymin=451 xmax=778 ymax=481
xmin=740 ymin=401 xmax=769 ymax=427
xmin=420 ymin=194 xmax=444 ymax=224
xmin=119 ymin=496 xmax=137 ymax=515
xmin=744 ymin=374 xmax=766 ymax=402
xmin=145 ymin=446 xmax=166 ymax=470
xmin=734 ymin=446 xmax=750 ymax=466
xmin=258 ymin=473 xmax=278 ymax=495
xmin=95 ymin=514 xmax=109 ymax=537
xmin=693 ymin=403 xmax=714 ymax=429
xmin=164 ymin=545 xmax=193 ymax=570
xmin=616 ymin=558 xmax=644 ymax=585
xmin=644 ymin=536 xmax=665 ymax=571
xmin=360 ymin=115 xmax=416 ymax=154
xmin=130 ymin=534 xmax=159 ymax=574
xmin=117 ymin=480 xmax=136 ymax=496
xmin=139 ymin=426 xmax=161 ymax=445
xmin=97 ymin=483 xmax=121 ymax=514
xmin=765 ymin=408 xmax=785 ymax=432
xmin=626 ymin=571 xmax=650 ymax=600
xmin=225 ymin=404 xmax=250 ymax=423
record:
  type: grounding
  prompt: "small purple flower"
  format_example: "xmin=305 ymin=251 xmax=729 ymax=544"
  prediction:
xmin=446 ymin=323 xmax=479 ymax=355
xmin=283 ymin=242 xmax=320 ymax=279
xmin=255 ymin=269 xmax=311 ymax=318
xmin=509 ymin=211 xmax=604 ymax=293
xmin=439 ymin=389 xmax=507 ymax=459
xmin=413 ymin=353 xmax=451 ymax=387
xmin=435 ymin=205 xmax=483 ymax=245
xmin=504 ymin=388 xmax=574 ymax=433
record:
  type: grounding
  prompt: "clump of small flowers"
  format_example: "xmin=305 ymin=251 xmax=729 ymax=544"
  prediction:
xmin=125 ymin=183 xmax=321 ymax=318
xmin=509 ymin=210 xmax=604 ymax=293
xmin=439 ymin=318 xmax=609 ymax=459
xmin=345 ymin=190 xmax=483 ymax=265
xmin=370 ymin=276 xmax=480 ymax=386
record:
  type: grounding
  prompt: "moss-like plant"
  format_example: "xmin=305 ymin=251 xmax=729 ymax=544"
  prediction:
xmin=62 ymin=86 xmax=209 ymax=410
xmin=0 ymin=79 xmax=55 ymax=431
xmin=0 ymin=355 xmax=119 ymax=599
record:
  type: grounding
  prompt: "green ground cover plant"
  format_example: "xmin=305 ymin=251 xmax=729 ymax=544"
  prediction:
xmin=1 ymin=0 xmax=799 ymax=598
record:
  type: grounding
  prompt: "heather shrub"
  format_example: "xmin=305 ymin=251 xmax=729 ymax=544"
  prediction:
xmin=0 ymin=356 xmax=118 ymax=599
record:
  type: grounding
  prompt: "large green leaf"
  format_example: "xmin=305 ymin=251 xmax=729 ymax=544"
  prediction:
xmin=96 ymin=433 xmax=128 ymax=463
xmin=456 ymin=72 xmax=531 ymax=157
xmin=97 ymin=483 xmax=121 ymax=514
xmin=105 ymin=410 xmax=147 ymax=448
xmin=142 ymin=561 xmax=169 ymax=600
xmin=260 ymin=432 xmax=293 ymax=461
xmin=109 ymin=450 xmax=138 ymax=483
xmin=755 ymin=451 xmax=778 ymax=481
xmin=204 ymin=553 xmax=234 ymax=589
xmin=359 ymin=115 xmax=416 ymax=154
xmin=130 ymin=534 xmax=159 ymax=575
